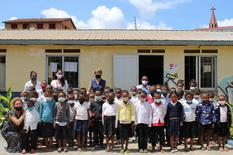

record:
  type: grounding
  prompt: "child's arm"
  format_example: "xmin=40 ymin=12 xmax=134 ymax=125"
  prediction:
xmin=67 ymin=104 xmax=70 ymax=127
xmin=39 ymin=102 xmax=43 ymax=122
xmin=180 ymin=103 xmax=184 ymax=126
xmin=53 ymin=104 xmax=57 ymax=128
xmin=148 ymin=104 xmax=152 ymax=127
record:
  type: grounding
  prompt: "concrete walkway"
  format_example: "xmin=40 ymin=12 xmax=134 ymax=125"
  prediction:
xmin=0 ymin=135 xmax=232 ymax=155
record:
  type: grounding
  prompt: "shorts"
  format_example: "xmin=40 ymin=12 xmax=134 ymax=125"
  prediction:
xmin=74 ymin=120 xmax=88 ymax=134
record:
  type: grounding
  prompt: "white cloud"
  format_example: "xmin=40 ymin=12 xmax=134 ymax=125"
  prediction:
xmin=41 ymin=7 xmax=125 ymax=29
xmin=86 ymin=6 xmax=125 ymax=28
xmin=127 ymin=20 xmax=173 ymax=29
xmin=9 ymin=17 xmax=17 ymax=20
xmin=128 ymin=0 xmax=190 ymax=19
xmin=218 ymin=18 xmax=233 ymax=27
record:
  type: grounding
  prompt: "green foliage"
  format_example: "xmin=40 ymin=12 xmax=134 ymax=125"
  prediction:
xmin=0 ymin=88 xmax=12 ymax=126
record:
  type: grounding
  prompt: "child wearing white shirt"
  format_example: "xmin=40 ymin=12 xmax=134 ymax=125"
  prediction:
xmin=102 ymin=92 xmax=118 ymax=152
xmin=21 ymin=100 xmax=39 ymax=154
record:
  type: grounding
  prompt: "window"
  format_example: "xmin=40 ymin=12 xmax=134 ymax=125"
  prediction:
xmin=11 ymin=24 xmax=17 ymax=29
xmin=185 ymin=56 xmax=217 ymax=89
xmin=49 ymin=23 xmax=56 ymax=29
xmin=23 ymin=24 xmax=29 ymax=29
xmin=47 ymin=56 xmax=79 ymax=88
xmin=0 ymin=56 xmax=6 ymax=91
xmin=37 ymin=24 xmax=43 ymax=29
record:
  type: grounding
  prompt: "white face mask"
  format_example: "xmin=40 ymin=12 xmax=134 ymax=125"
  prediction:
xmin=142 ymin=80 xmax=148 ymax=85
xmin=122 ymin=97 xmax=128 ymax=103
xmin=219 ymin=101 xmax=226 ymax=106
xmin=190 ymin=87 xmax=196 ymax=91
xmin=56 ymin=74 xmax=63 ymax=80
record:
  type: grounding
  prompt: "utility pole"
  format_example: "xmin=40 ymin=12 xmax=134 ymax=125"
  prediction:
xmin=134 ymin=16 xmax=137 ymax=30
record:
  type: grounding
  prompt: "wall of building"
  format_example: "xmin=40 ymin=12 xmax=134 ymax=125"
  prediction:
xmin=0 ymin=45 xmax=233 ymax=92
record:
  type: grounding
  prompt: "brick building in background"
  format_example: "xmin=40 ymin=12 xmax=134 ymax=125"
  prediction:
xmin=3 ymin=18 xmax=76 ymax=30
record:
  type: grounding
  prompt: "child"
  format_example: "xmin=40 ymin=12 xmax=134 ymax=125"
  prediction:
xmin=102 ymin=92 xmax=118 ymax=152
xmin=130 ymin=86 xmax=139 ymax=105
xmin=67 ymin=92 xmax=76 ymax=148
xmin=216 ymin=95 xmax=231 ymax=152
xmin=135 ymin=91 xmax=152 ymax=153
xmin=196 ymin=93 xmax=216 ymax=151
xmin=54 ymin=91 xmax=70 ymax=152
xmin=90 ymin=90 xmax=104 ymax=148
xmin=115 ymin=88 xmax=122 ymax=104
xmin=88 ymin=92 xmax=95 ymax=147
xmin=74 ymin=93 xmax=90 ymax=151
xmin=118 ymin=90 xmax=135 ymax=153
xmin=39 ymin=89 xmax=56 ymax=148
xmin=192 ymin=90 xmax=202 ymax=105
xmin=21 ymin=100 xmax=39 ymax=154
xmin=166 ymin=92 xmax=184 ymax=153
xmin=182 ymin=92 xmax=197 ymax=151
xmin=151 ymin=92 xmax=166 ymax=152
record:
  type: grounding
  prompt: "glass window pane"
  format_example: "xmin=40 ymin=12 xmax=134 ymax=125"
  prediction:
xmin=200 ymin=57 xmax=216 ymax=88
xmin=185 ymin=56 xmax=197 ymax=90
xmin=64 ymin=57 xmax=79 ymax=88
xmin=0 ymin=56 xmax=6 ymax=91
xmin=47 ymin=56 xmax=62 ymax=84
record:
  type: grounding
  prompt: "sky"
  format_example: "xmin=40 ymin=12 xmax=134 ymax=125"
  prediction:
xmin=0 ymin=0 xmax=232 ymax=30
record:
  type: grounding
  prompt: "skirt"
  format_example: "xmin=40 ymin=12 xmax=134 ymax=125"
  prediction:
xmin=103 ymin=116 xmax=116 ymax=136
xmin=41 ymin=122 xmax=54 ymax=138
xmin=168 ymin=119 xmax=181 ymax=137
xmin=55 ymin=124 xmax=68 ymax=140
xmin=119 ymin=123 xmax=133 ymax=139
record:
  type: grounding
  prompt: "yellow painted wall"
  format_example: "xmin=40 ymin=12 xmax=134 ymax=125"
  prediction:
xmin=1 ymin=45 xmax=233 ymax=92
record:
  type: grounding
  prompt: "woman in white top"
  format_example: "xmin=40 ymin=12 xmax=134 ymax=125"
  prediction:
xmin=102 ymin=92 xmax=118 ymax=152
xmin=51 ymin=69 xmax=68 ymax=94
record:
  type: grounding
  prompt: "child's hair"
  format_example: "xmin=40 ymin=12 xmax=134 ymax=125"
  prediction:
xmin=115 ymin=88 xmax=122 ymax=93
xmin=58 ymin=91 xmax=66 ymax=97
xmin=139 ymin=90 xmax=147 ymax=96
xmin=67 ymin=88 xmax=74 ymax=95
xmin=169 ymin=91 xmax=178 ymax=98
xmin=122 ymin=90 xmax=129 ymax=95
xmin=177 ymin=90 xmax=184 ymax=98
xmin=95 ymin=90 xmax=102 ymax=95
xmin=208 ymin=92 xmax=215 ymax=98
xmin=28 ymin=90 xmax=38 ymax=99
xmin=185 ymin=92 xmax=193 ymax=98
xmin=153 ymin=92 xmax=161 ymax=97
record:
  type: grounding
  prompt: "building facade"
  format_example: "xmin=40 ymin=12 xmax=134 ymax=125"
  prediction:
xmin=0 ymin=29 xmax=233 ymax=96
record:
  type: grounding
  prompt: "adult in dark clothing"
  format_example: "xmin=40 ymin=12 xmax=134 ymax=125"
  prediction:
xmin=89 ymin=68 xmax=106 ymax=93
xmin=1 ymin=98 xmax=25 ymax=153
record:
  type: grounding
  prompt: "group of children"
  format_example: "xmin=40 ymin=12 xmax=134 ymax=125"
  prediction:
xmin=16 ymin=80 xmax=232 ymax=154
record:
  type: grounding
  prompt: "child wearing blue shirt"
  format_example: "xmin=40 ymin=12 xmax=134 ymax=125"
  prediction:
xmin=196 ymin=93 xmax=216 ymax=151
xmin=39 ymin=90 xmax=56 ymax=148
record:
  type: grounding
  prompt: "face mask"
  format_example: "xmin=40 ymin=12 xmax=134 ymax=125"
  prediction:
xmin=31 ymin=76 xmax=37 ymax=81
xmin=186 ymin=100 xmax=192 ymax=104
xmin=122 ymin=97 xmax=128 ymax=103
xmin=21 ymin=97 xmax=28 ymax=101
xmin=58 ymin=97 xmax=66 ymax=103
xmin=27 ymin=107 xmax=33 ymax=111
xmin=74 ymin=94 xmax=78 ymax=100
xmin=190 ymin=87 xmax=196 ymax=91
xmin=67 ymin=100 xmax=74 ymax=104
xmin=15 ymin=107 xmax=23 ymax=111
xmin=45 ymin=97 xmax=52 ymax=101
xmin=95 ymin=96 xmax=102 ymax=101
xmin=154 ymin=99 xmax=161 ymax=104
xmin=161 ymin=91 xmax=167 ymax=96
xmin=141 ymin=80 xmax=148 ymax=85
xmin=140 ymin=97 xmax=146 ymax=102
xmin=30 ymin=98 xmax=37 ymax=102
xmin=156 ymin=89 xmax=161 ymax=93
xmin=194 ymin=95 xmax=200 ymax=99
xmin=56 ymin=74 xmax=63 ymax=80
xmin=130 ymin=92 xmax=137 ymax=97
xmin=209 ymin=98 xmax=214 ymax=103
xmin=219 ymin=101 xmax=226 ymax=106
xmin=95 ymin=75 xmax=101 ymax=79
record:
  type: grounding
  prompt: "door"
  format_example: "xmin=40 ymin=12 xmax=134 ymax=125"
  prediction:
xmin=113 ymin=55 xmax=139 ymax=90
xmin=139 ymin=55 xmax=164 ymax=85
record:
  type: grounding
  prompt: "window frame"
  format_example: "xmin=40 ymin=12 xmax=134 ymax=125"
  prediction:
xmin=184 ymin=54 xmax=217 ymax=90
xmin=46 ymin=55 xmax=80 ymax=89
xmin=37 ymin=23 xmax=44 ymax=29
xmin=0 ymin=54 xmax=6 ymax=91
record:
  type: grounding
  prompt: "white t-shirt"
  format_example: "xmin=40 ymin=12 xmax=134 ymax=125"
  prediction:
xmin=24 ymin=107 xmax=39 ymax=131
xmin=130 ymin=96 xmax=140 ymax=105
xmin=74 ymin=101 xmax=90 ymax=120
xmin=24 ymin=80 xmax=42 ymax=96
xmin=51 ymin=79 xmax=69 ymax=94
xmin=220 ymin=106 xmax=228 ymax=123
xmin=182 ymin=101 xmax=197 ymax=122
xmin=102 ymin=101 xmax=118 ymax=116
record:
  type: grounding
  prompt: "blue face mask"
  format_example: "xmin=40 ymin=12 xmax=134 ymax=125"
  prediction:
xmin=28 ymin=107 xmax=34 ymax=111
xmin=187 ymin=100 xmax=193 ymax=104
xmin=58 ymin=97 xmax=66 ymax=103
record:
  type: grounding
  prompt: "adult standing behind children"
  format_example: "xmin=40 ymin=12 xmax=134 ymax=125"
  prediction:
xmin=51 ymin=69 xmax=69 ymax=94
xmin=136 ymin=76 xmax=151 ymax=94
xmin=89 ymin=68 xmax=106 ymax=93
xmin=24 ymin=71 xmax=42 ymax=96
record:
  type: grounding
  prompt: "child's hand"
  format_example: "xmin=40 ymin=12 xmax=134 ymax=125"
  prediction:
xmin=67 ymin=123 xmax=70 ymax=128
xmin=53 ymin=122 xmax=56 ymax=128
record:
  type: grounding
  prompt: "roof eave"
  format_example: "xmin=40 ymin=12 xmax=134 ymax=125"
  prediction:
xmin=0 ymin=40 xmax=233 ymax=46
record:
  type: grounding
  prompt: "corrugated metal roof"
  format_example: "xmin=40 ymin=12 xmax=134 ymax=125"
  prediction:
xmin=0 ymin=29 xmax=233 ymax=45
